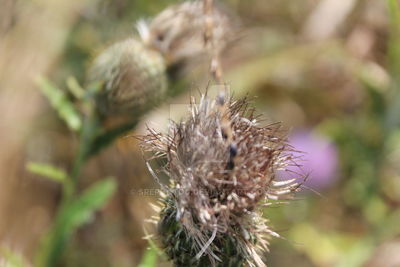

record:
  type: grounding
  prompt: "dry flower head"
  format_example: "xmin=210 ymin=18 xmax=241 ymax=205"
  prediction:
xmin=140 ymin=92 xmax=302 ymax=267
xmin=138 ymin=1 xmax=234 ymax=66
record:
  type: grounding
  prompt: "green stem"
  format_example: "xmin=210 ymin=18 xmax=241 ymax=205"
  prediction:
xmin=38 ymin=111 xmax=102 ymax=267
xmin=59 ymin=108 xmax=101 ymax=200
xmin=71 ymin=112 xmax=100 ymax=186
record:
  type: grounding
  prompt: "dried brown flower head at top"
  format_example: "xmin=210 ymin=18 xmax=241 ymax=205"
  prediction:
xmin=140 ymin=92 xmax=302 ymax=267
xmin=137 ymin=1 xmax=234 ymax=66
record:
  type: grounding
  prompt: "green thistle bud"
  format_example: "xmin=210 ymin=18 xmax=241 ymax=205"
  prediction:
xmin=140 ymin=93 xmax=302 ymax=267
xmin=87 ymin=38 xmax=167 ymax=115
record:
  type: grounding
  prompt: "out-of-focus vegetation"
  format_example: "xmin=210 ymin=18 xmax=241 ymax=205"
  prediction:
xmin=1 ymin=0 xmax=400 ymax=266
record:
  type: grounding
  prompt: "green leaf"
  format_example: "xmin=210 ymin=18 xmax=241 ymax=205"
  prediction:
xmin=61 ymin=178 xmax=116 ymax=229
xmin=138 ymin=247 xmax=158 ymax=267
xmin=66 ymin=76 xmax=85 ymax=100
xmin=37 ymin=76 xmax=82 ymax=131
xmin=36 ymin=178 xmax=117 ymax=267
xmin=26 ymin=162 xmax=68 ymax=183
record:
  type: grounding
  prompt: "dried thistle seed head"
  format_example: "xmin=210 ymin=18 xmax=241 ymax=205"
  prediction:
xmin=140 ymin=93 xmax=302 ymax=267
xmin=139 ymin=1 xmax=234 ymax=66
xmin=87 ymin=38 xmax=167 ymax=115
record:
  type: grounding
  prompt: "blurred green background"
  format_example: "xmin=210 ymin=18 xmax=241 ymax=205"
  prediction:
xmin=1 ymin=0 xmax=400 ymax=266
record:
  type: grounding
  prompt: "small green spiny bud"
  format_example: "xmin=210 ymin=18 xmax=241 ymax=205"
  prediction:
xmin=87 ymin=38 xmax=167 ymax=115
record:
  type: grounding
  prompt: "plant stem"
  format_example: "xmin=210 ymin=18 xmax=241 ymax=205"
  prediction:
xmin=70 ymin=111 xmax=100 ymax=187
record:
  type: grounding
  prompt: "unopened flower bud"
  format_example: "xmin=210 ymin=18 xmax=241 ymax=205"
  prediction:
xmin=87 ymin=38 xmax=167 ymax=115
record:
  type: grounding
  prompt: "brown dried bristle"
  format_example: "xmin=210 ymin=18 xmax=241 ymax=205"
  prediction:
xmin=139 ymin=1 xmax=235 ymax=66
xmin=140 ymin=93 xmax=302 ymax=267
